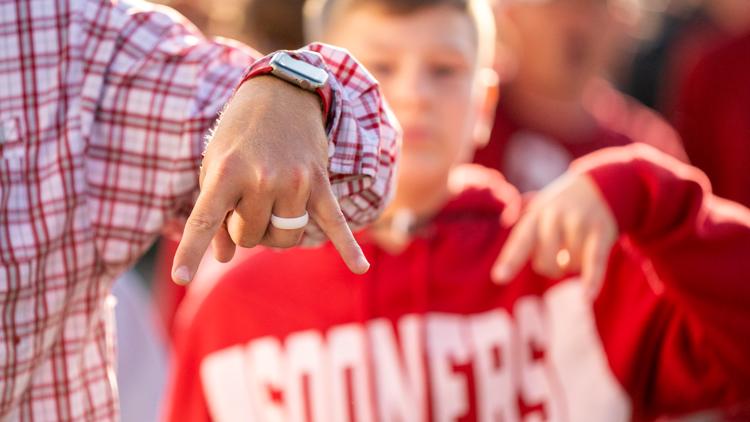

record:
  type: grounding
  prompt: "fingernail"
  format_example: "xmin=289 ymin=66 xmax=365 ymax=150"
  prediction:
xmin=357 ymin=255 xmax=370 ymax=274
xmin=492 ymin=265 xmax=511 ymax=284
xmin=174 ymin=266 xmax=192 ymax=285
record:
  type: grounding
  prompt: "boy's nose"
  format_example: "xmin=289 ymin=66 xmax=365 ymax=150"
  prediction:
xmin=388 ymin=68 xmax=434 ymax=111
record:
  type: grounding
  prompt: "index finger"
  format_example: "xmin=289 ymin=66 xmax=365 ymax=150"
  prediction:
xmin=172 ymin=183 xmax=236 ymax=284
xmin=492 ymin=213 xmax=538 ymax=284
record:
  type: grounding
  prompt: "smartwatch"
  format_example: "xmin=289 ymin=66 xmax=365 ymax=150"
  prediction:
xmin=242 ymin=51 xmax=333 ymax=125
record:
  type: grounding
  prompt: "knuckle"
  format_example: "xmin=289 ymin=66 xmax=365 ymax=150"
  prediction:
xmin=210 ymin=154 xmax=241 ymax=181
xmin=316 ymin=208 xmax=346 ymax=229
xmin=187 ymin=213 xmax=220 ymax=232
xmin=310 ymin=164 xmax=329 ymax=186
xmin=313 ymin=164 xmax=329 ymax=179
xmin=286 ymin=166 xmax=312 ymax=194
xmin=233 ymin=232 xmax=260 ymax=248
xmin=265 ymin=230 xmax=303 ymax=249
xmin=238 ymin=239 xmax=259 ymax=248
xmin=228 ymin=221 xmax=261 ymax=248
xmin=254 ymin=165 xmax=278 ymax=191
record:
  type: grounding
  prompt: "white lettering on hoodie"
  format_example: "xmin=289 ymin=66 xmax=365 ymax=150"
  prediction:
xmin=200 ymin=280 xmax=629 ymax=422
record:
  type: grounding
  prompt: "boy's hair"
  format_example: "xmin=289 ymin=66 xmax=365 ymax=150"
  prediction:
xmin=304 ymin=0 xmax=496 ymax=67
xmin=243 ymin=0 xmax=306 ymax=54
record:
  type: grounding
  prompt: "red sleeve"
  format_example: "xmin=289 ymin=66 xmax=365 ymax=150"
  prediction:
xmin=575 ymin=144 xmax=750 ymax=417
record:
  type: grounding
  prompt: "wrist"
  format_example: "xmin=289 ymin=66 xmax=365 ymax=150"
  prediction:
xmin=233 ymin=77 xmax=327 ymax=149
xmin=572 ymin=150 xmax=647 ymax=236
xmin=240 ymin=52 xmax=333 ymax=127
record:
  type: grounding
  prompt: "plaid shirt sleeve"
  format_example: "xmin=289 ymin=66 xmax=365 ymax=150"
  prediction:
xmin=0 ymin=0 xmax=397 ymax=419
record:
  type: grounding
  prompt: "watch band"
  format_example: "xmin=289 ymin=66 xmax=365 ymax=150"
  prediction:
xmin=240 ymin=53 xmax=333 ymax=127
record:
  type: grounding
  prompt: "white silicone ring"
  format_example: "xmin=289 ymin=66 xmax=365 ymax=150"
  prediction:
xmin=270 ymin=212 xmax=309 ymax=230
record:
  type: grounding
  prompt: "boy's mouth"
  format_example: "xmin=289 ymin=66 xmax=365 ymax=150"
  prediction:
xmin=563 ymin=33 xmax=590 ymax=70
xmin=403 ymin=126 xmax=432 ymax=144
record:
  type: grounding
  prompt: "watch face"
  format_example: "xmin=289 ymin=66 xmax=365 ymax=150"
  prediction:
xmin=271 ymin=52 xmax=329 ymax=89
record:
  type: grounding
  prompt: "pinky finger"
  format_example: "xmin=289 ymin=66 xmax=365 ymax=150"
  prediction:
xmin=309 ymin=181 xmax=369 ymax=274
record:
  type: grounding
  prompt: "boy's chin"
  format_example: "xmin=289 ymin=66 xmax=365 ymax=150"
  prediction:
xmin=399 ymin=155 xmax=453 ymax=184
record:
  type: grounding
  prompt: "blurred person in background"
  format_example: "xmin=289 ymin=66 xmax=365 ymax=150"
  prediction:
xmin=112 ymin=272 xmax=168 ymax=422
xmin=160 ymin=0 xmax=305 ymax=52
xmin=671 ymin=22 xmax=750 ymax=209
xmin=627 ymin=0 xmax=750 ymax=114
xmin=474 ymin=0 xmax=686 ymax=193
xmin=242 ymin=0 xmax=306 ymax=53
xmin=165 ymin=0 xmax=750 ymax=420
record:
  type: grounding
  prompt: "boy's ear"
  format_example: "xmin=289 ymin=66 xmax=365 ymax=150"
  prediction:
xmin=474 ymin=67 xmax=500 ymax=149
xmin=493 ymin=5 xmax=521 ymax=83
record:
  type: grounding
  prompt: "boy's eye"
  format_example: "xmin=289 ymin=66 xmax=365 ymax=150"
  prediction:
xmin=430 ymin=63 xmax=463 ymax=79
xmin=368 ymin=62 xmax=395 ymax=78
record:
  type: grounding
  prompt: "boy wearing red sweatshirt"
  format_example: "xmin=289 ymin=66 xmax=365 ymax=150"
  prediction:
xmin=165 ymin=1 xmax=750 ymax=421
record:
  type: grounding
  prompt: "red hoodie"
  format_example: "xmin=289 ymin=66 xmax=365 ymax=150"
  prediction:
xmin=165 ymin=146 xmax=750 ymax=422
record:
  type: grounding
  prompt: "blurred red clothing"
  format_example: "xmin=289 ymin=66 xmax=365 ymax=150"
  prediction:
xmin=166 ymin=149 xmax=750 ymax=422
xmin=659 ymin=16 xmax=728 ymax=116
xmin=153 ymin=238 xmax=186 ymax=339
xmin=474 ymin=80 xmax=686 ymax=193
xmin=673 ymin=30 xmax=750 ymax=208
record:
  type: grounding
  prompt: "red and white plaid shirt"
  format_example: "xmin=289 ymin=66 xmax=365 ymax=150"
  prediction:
xmin=0 ymin=0 xmax=398 ymax=419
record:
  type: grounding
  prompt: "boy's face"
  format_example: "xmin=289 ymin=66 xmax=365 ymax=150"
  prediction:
xmin=498 ymin=0 xmax=625 ymax=99
xmin=325 ymin=5 xmax=494 ymax=191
